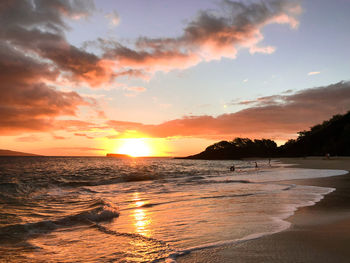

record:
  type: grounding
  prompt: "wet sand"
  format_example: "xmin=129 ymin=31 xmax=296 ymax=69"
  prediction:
xmin=177 ymin=157 xmax=350 ymax=263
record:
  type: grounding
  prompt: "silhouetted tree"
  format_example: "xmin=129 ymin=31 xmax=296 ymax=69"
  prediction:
xmin=182 ymin=111 xmax=350 ymax=159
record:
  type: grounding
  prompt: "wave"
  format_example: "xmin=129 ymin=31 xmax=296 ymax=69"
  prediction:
xmin=0 ymin=199 xmax=119 ymax=243
xmin=122 ymin=183 xmax=292 ymax=211
xmin=0 ymin=173 xmax=167 ymax=197
xmin=53 ymin=172 xmax=165 ymax=188
xmin=166 ymin=221 xmax=291 ymax=263
xmin=165 ymin=185 xmax=336 ymax=263
xmin=94 ymin=223 xmax=167 ymax=246
xmin=121 ymin=172 xmax=164 ymax=182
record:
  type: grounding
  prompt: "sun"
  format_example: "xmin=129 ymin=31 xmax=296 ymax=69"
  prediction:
xmin=116 ymin=138 xmax=152 ymax=157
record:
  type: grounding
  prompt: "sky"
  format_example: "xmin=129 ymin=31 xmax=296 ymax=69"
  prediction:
xmin=0 ymin=0 xmax=350 ymax=156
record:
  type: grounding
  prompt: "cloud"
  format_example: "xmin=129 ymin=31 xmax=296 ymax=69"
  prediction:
xmin=0 ymin=45 xmax=87 ymax=134
xmin=249 ymin=45 xmax=275 ymax=54
xmin=16 ymin=135 xmax=40 ymax=142
xmin=101 ymin=0 xmax=301 ymax=74
xmin=0 ymin=0 xmax=115 ymax=86
xmin=0 ymin=0 xmax=302 ymax=93
xmin=48 ymin=147 xmax=104 ymax=151
xmin=0 ymin=46 xmax=88 ymax=134
xmin=0 ymin=0 xmax=302 ymax=92
xmin=122 ymin=85 xmax=147 ymax=97
xmin=107 ymin=81 xmax=350 ymax=140
xmin=54 ymin=120 xmax=96 ymax=132
xmin=74 ymin=133 xmax=94 ymax=139
xmin=0 ymin=0 xmax=113 ymax=135
xmin=52 ymin=135 xmax=66 ymax=140
xmin=308 ymin=71 xmax=320 ymax=76
xmin=105 ymin=11 xmax=120 ymax=26
xmin=124 ymin=86 xmax=147 ymax=92
xmin=0 ymin=0 xmax=302 ymax=136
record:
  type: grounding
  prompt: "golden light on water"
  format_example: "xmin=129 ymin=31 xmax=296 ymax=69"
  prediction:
xmin=135 ymin=201 xmax=145 ymax=207
xmin=132 ymin=193 xmax=151 ymax=237
xmin=134 ymin=209 xmax=150 ymax=235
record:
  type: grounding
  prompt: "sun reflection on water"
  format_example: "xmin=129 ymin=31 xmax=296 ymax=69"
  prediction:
xmin=132 ymin=193 xmax=151 ymax=237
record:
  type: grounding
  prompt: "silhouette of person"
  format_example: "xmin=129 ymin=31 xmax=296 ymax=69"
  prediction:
xmin=255 ymin=162 xmax=258 ymax=168
xmin=230 ymin=165 xmax=235 ymax=171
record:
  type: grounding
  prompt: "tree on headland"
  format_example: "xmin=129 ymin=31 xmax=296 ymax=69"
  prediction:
xmin=184 ymin=138 xmax=277 ymax=159
xmin=182 ymin=111 xmax=350 ymax=159
xmin=279 ymin=111 xmax=350 ymax=157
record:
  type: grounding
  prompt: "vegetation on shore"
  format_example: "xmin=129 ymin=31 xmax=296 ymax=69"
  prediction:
xmin=0 ymin=149 xmax=40 ymax=156
xmin=183 ymin=111 xmax=350 ymax=160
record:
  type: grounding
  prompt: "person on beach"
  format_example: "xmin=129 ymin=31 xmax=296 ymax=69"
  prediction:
xmin=255 ymin=162 xmax=258 ymax=168
xmin=230 ymin=165 xmax=235 ymax=171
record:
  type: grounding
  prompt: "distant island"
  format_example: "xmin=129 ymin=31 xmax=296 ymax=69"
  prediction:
xmin=0 ymin=149 xmax=41 ymax=156
xmin=106 ymin=153 xmax=132 ymax=158
xmin=181 ymin=111 xmax=350 ymax=160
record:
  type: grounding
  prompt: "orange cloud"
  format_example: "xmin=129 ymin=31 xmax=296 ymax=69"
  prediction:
xmin=52 ymin=135 xmax=66 ymax=140
xmin=107 ymin=81 xmax=350 ymax=140
xmin=106 ymin=46 xmax=202 ymax=73
xmin=74 ymin=133 xmax=95 ymax=139
xmin=0 ymin=0 xmax=116 ymax=88
xmin=54 ymin=120 xmax=96 ymax=132
xmin=0 ymin=0 xmax=302 ymax=95
xmin=102 ymin=0 xmax=301 ymax=74
xmin=0 ymin=0 xmax=304 ymax=138
xmin=0 ymin=0 xmax=109 ymax=135
xmin=16 ymin=135 xmax=41 ymax=142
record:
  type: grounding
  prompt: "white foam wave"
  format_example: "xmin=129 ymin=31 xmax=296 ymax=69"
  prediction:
xmin=166 ymin=184 xmax=336 ymax=263
xmin=232 ymin=168 xmax=348 ymax=182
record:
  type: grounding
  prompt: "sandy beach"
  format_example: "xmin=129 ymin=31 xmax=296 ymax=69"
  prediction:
xmin=177 ymin=157 xmax=350 ymax=263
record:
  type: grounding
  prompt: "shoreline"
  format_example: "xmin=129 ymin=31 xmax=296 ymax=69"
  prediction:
xmin=177 ymin=157 xmax=350 ymax=263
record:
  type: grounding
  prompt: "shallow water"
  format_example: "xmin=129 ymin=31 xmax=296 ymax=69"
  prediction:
xmin=0 ymin=157 xmax=347 ymax=262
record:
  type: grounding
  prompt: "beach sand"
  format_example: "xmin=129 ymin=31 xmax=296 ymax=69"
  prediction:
xmin=177 ymin=157 xmax=350 ymax=263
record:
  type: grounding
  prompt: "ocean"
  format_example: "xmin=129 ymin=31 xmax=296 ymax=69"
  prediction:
xmin=0 ymin=157 xmax=347 ymax=262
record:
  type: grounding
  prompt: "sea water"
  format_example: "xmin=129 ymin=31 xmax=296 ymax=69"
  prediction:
xmin=0 ymin=157 xmax=347 ymax=262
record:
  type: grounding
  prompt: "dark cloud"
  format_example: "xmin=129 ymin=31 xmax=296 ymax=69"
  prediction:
xmin=0 ymin=80 xmax=86 ymax=135
xmin=107 ymin=81 xmax=350 ymax=140
xmin=0 ymin=42 xmax=87 ymax=134
xmin=0 ymin=0 xmax=303 ymax=137
xmin=0 ymin=0 xmax=109 ymax=135
xmin=0 ymin=0 xmax=117 ymax=86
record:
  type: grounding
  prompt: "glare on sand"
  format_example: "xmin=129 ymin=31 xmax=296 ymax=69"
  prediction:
xmin=117 ymin=138 xmax=152 ymax=157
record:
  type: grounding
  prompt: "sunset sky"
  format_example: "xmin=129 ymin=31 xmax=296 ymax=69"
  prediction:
xmin=1 ymin=0 xmax=350 ymax=156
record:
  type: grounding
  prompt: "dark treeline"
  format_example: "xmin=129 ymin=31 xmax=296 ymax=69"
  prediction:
xmin=279 ymin=111 xmax=350 ymax=157
xmin=183 ymin=138 xmax=278 ymax=160
xmin=183 ymin=111 xmax=350 ymax=160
